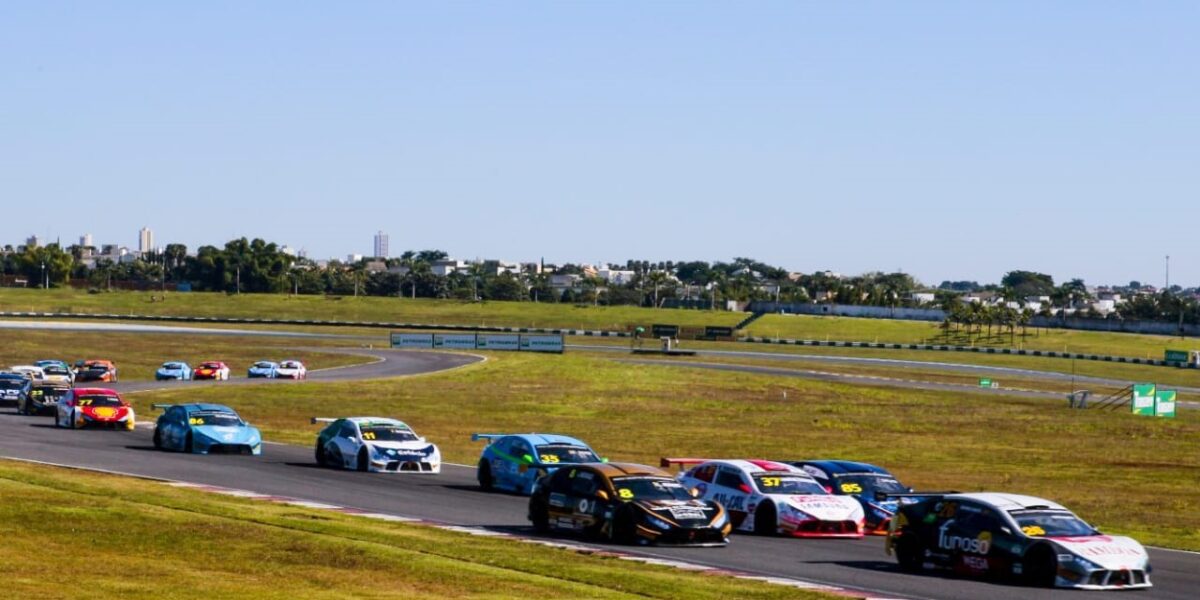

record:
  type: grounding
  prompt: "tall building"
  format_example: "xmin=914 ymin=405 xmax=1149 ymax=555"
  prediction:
xmin=26 ymin=235 xmax=41 ymax=247
xmin=373 ymin=230 xmax=389 ymax=258
xmin=138 ymin=227 xmax=153 ymax=254
xmin=80 ymin=233 xmax=93 ymax=247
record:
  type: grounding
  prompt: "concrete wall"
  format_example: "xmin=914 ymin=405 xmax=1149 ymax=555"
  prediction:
xmin=749 ymin=301 xmax=946 ymax=322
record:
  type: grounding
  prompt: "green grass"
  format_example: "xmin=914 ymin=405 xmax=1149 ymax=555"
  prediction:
xmin=0 ymin=330 xmax=368 ymax=380
xmin=134 ymin=352 xmax=1200 ymax=552
xmin=0 ymin=460 xmax=820 ymax=600
xmin=0 ymin=288 xmax=739 ymax=331
xmin=747 ymin=313 xmax=1199 ymax=359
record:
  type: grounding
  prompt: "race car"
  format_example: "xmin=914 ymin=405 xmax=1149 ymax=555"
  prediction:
xmin=0 ymin=372 xmax=32 ymax=406
xmin=788 ymin=459 xmax=914 ymax=534
xmin=528 ymin=462 xmax=731 ymax=547
xmin=665 ymin=458 xmax=865 ymax=538
xmin=155 ymin=361 xmax=193 ymax=381
xmin=473 ymin=432 xmax=602 ymax=495
xmin=34 ymin=359 xmax=74 ymax=384
xmin=246 ymin=361 xmax=279 ymax=378
xmin=55 ymin=387 xmax=135 ymax=430
xmin=313 ymin=417 xmax=440 ymax=473
xmin=193 ymin=361 xmax=231 ymax=381
xmin=20 ymin=381 xmax=72 ymax=416
xmin=10 ymin=365 xmax=46 ymax=382
xmin=151 ymin=403 xmax=263 ymax=455
xmin=75 ymin=360 xmax=118 ymax=382
xmin=274 ymin=360 xmax=307 ymax=380
xmin=886 ymin=492 xmax=1152 ymax=590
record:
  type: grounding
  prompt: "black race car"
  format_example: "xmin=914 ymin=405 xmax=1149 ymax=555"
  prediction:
xmin=0 ymin=373 xmax=32 ymax=407
xmin=20 ymin=382 xmax=72 ymax=416
xmin=528 ymin=462 xmax=731 ymax=547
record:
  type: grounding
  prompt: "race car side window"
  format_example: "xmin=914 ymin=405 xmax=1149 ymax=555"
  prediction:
xmin=689 ymin=465 xmax=716 ymax=483
xmin=339 ymin=422 xmax=358 ymax=439
xmin=547 ymin=469 xmax=574 ymax=494
xmin=715 ymin=468 xmax=746 ymax=490
xmin=569 ymin=473 xmax=598 ymax=497
xmin=168 ymin=407 xmax=184 ymax=422
xmin=511 ymin=440 xmax=533 ymax=461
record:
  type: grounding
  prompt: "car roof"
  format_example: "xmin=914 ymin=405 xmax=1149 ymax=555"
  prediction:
xmin=84 ymin=360 xmax=114 ymax=366
xmin=161 ymin=361 xmax=188 ymax=366
xmin=509 ymin=433 xmax=591 ymax=446
xmin=346 ymin=417 xmax=410 ymax=428
xmin=11 ymin=365 xmax=43 ymax=371
xmin=947 ymin=492 xmax=1067 ymax=512
xmin=73 ymin=387 xmax=120 ymax=396
xmin=0 ymin=373 xmax=29 ymax=380
xmin=703 ymin=459 xmax=807 ymax=475
xmin=587 ymin=462 xmax=669 ymax=479
xmin=795 ymin=460 xmax=893 ymax=476
xmin=180 ymin=403 xmax=237 ymax=413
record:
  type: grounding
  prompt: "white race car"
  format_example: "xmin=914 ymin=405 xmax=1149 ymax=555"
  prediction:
xmin=664 ymin=458 xmax=865 ymax=538
xmin=312 ymin=417 xmax=440 ymax=473
xmin=10 ymin=365 xmax=46 ymax=382
xmin=275 ymin=360 xmax=307 ymax=380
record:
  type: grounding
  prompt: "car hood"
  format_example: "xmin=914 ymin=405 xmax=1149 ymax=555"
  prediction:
xmin=194 ymin=425 xmax=259 ymax=443
xmin=635 ymin=499 xmax=718 ymax=524
xmin=368 ymin=442 xmax=437 ymax=457
xmin=81 ymin=405 xmax=130 ymax=420
xmin=1048 ymin=535 xmax=1150 ymax=570
xmin=782 ymin=494 xmax=864 ymax=521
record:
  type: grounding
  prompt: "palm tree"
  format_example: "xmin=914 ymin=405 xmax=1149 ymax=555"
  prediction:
xmin=646 ymin=270 xmax=669 ymax=308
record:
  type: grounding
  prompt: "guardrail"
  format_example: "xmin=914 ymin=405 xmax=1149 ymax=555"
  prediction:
xmin=0 ymin=311 xmax=631 ymax=338
xmin=738 ymin=336 xmax=1199 ymax=369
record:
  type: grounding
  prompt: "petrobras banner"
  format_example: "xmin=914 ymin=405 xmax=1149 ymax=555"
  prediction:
xmin=391 ymin=333 xmax=434 ymax=349
xmin=1131 ymin=383 xmax=1156 ymax=416
xmin=434 ymin=334 xmax=478 ymax=349
xmin=520 ymin=334 xmax=564 ymax=353
xmin=476 ymin=334 xmax=520 ymax=351
xmin=1155 ymin=389 xmax=1177 ymax=418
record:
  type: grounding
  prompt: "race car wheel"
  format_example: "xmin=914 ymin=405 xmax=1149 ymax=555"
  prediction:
xmin=184 ymin=431 xmax=194 ymax=453
xmin=754 ymin=501 xmax=777 ymax=536
xmin=17 ymin=399 xmax=27 ymax=416
xmin=152 ymin=428 xmax=163 ymax=450
xmin=477 ymin=460 xmax=494 ymax=491
xmin=1023 ymin=545 xmax=1058 ymax=587
xmin=529 ymin=498 xmax=550 ymax=533
xmin=610 ymin=505 xmax=638 ymax=545
xmin=315 ymin=441 xmax=328 ymax=466
xmin=894 ymin=534 xmax=924 ymax=572
xmin=356 ymin=447 xmax=369 ymax=472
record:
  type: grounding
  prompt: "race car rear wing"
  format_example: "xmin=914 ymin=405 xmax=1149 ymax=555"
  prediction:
xmin=874 ymin=491 xmax=960 ymax=502
xmin=471 ymin=433 xmax=505 ymax=443
xmin=150 ymin=404 xmax=174 ymax=411
xmin=660 ymin=458 xmax=711 ymax=470
xmin=311 ymin=417 xmax=338 ymax=424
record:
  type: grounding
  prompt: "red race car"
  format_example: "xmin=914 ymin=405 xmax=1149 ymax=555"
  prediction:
xmin=55 ymin=387 xmax=136 ymax=431
xmin=193 ymin=361 xmax=231 ymax=381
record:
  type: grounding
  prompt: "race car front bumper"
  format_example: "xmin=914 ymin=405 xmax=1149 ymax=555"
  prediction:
xmin=781 ymin=519 xmax=864 ymax=538
xmin=1056 ymin=566 xmax=1152 ymax=590
xmin=370 ymin=459 xmax=440 ymax=473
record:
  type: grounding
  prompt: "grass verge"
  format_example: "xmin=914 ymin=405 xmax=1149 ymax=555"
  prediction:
xmin=0 ymin=459 xmax=821 ymax=600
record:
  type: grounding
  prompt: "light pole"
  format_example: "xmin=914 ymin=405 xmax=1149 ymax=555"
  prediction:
xmin=1165 ymin=255 xmax=1170 ymax=291
xmin=40 ymin=261 xmax=46 ymax=289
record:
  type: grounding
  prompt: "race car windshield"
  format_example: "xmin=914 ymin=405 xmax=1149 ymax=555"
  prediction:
xmin=44 ymin=366 xmax=70 ymax=375
xmin=359 ymin=426 xmax=418 ymax=442
xmin=253 ymin=362 xmax=275 ymax=368
xmin=162 ymin=363 xmax=185 ymax=369
xmin=77 ymin=395 xmax=122 ymax=407
xmin=534 ymin=444 xmax=598 ymax=463
xmin=834 ymin=474 xmax=908 ymax=496
xmin=190 ymin=412 xmax=241 ymax=427
xmin=611 ymin=477 xmax=693 ymax=501
xmin=1010 ymin=510 xmax=1097 ymax=537
xmin=36 ymin=387 xmax=71 ymax=398
xmin=753 ymin=474 xmax=827 ymax=495
xmin=0 ymin=380 xmax=24 ymax=389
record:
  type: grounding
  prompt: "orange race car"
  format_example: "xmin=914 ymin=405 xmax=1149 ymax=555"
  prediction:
xmin=74 ymin=360 xmax=119 ymax=383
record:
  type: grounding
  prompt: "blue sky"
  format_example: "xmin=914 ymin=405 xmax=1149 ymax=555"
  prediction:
xmin=3 ymin=2 xmax=1196 ymax=287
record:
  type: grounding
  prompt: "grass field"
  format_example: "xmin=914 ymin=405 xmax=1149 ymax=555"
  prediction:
xmin=0 ymin=288 xmax=740 ymax=331
xmin=0 ymin=330 xmax=367 ymax=380
xmin=132 ymin=351 xmax=1200 ymax=552
xmin=0 ymin=460 xmax=818 ymax=600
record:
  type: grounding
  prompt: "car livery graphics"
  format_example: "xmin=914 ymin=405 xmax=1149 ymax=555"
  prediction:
xmin=152 ymin=403 xmax=263 ymax=455
xmin=193 ymin=361 xmax=230 ymax=381
xmin=886 ymin=492 xmax=1152 ymax=590
xmin=313 ymin=417 xmax=440 ymax=473
xmin=22 ymin=381 xmax=72 ymax=415
xmin=666 ymin=458 xmax=865 ymax=538
xmin=55 ymin=388 xmax=135 ymax=430
xmin=528 ymin=462 xmax=731 ymax=547
xmin=788 ymin=459 xmax=914 ymax=534
xmin=0 ymin=373 xmax=33 ymax=407
xmin=473 ymin=432 xmax=602 ymax=495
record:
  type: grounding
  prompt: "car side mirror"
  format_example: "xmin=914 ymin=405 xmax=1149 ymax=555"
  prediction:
xmin=348 ymin=437 xmax=358 ymax=443
xmin=522 ymin=454 xmax=534 ymax=464
xmin=874 ymin=491 xmax=888 ymax=501
xmin=595 ymin=490 xmax=609 ymax=501
xmin=419 ymin=436 xmax=426 ymax=443
xmin=1000 ymin=526 xmax=1013 ymax=535
xmin=600 ymin=457 xmax=609 ymax=463
xmin=690 ymin=488 xmax=702 ymax=498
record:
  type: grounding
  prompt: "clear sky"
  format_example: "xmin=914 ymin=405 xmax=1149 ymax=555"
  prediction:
xmin=3 ymin=2 xmax=1196 ymax=287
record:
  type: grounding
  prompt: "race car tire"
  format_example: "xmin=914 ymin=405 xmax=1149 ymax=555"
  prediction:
xmin=184 ymin=431 xmax=194 ymax=453
xmin=894 ymin=534 xmax=924 ymax=572
xmin=477 ymin=460 xmax=494 ymax=491
xmin=17 ymin=399 xmax=27 ymax=416
xmin=153 ymin=428 xmax=163 ymax=450
xmin=754 ymin=501 xmax=777 ymax=536
xmin=611 ymin=505 xmax=638 ymax=545
xmin=356 ymin=447 xmax=369 ymax=472
xmin=529 ymin=498 xmax=550 ymax=533
xmin=315 ymin=441 xmax=328 ymax=467
xmin=1023 ymin=545 xmax=1058 ymax=587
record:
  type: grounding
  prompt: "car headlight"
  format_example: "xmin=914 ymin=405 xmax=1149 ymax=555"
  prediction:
xmin=781 ymin=504 xmax=812 ymax=520
xmin=645 ymin=515 xmax=672 ymax=530
xmin=1065 ymin=554 xmax=1103 ymax=571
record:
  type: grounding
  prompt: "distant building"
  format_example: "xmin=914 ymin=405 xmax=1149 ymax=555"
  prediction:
xmin=26 ymin=235 xmax=41 ymax=247
xmin=910 ymin=292 xmax=936 ymax=305
xmin=80 ymin=233 xmax=93 ymax=247
xmin=597 ymin=268 xmax=636 ymax=285
xmin=280 ymin=245 xmax=297 ymax=257
xmin=430 ymin=259 xmax=469 ymax=276
xmin=373 ymin=231 xmax=389 ymax=258
xmin=346 ymin=254 xmax=364 ymax=264
xmin=364 ymin=260 xmax=387 ymax=273
xmin=138 ymin=227 xmax=154 ymax=254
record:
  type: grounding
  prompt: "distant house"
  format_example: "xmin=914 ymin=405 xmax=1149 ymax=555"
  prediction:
xmin=597 ymin=268 xmax=636 ymax=285
xmin=430 ymin=259 xmax=469 ymax=276
xmin=910 ymin=292 xmax=936 ymax=305
xmin=549 ymin=273 xmax=581 ymax=291
xmin=364 ymin=260 xmax=387 ymax=273
xmin=963 ymin=291 xmax=998 ymax=305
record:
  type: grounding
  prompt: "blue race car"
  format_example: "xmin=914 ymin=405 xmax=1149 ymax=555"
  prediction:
xmin=0 ymin=372 xmax=33 ymax=407
xmin=247 ymin=361 xmax=279 ymax=378
xmin=155 ymin=361 xmax=193 ymax=381
xmin=786 ymin=459 xmax=913 ymax=535
xmin=151 ymin=403 xmax=263 ymax=455
xmin=472 ymin=432 xmax=602 ymax=495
